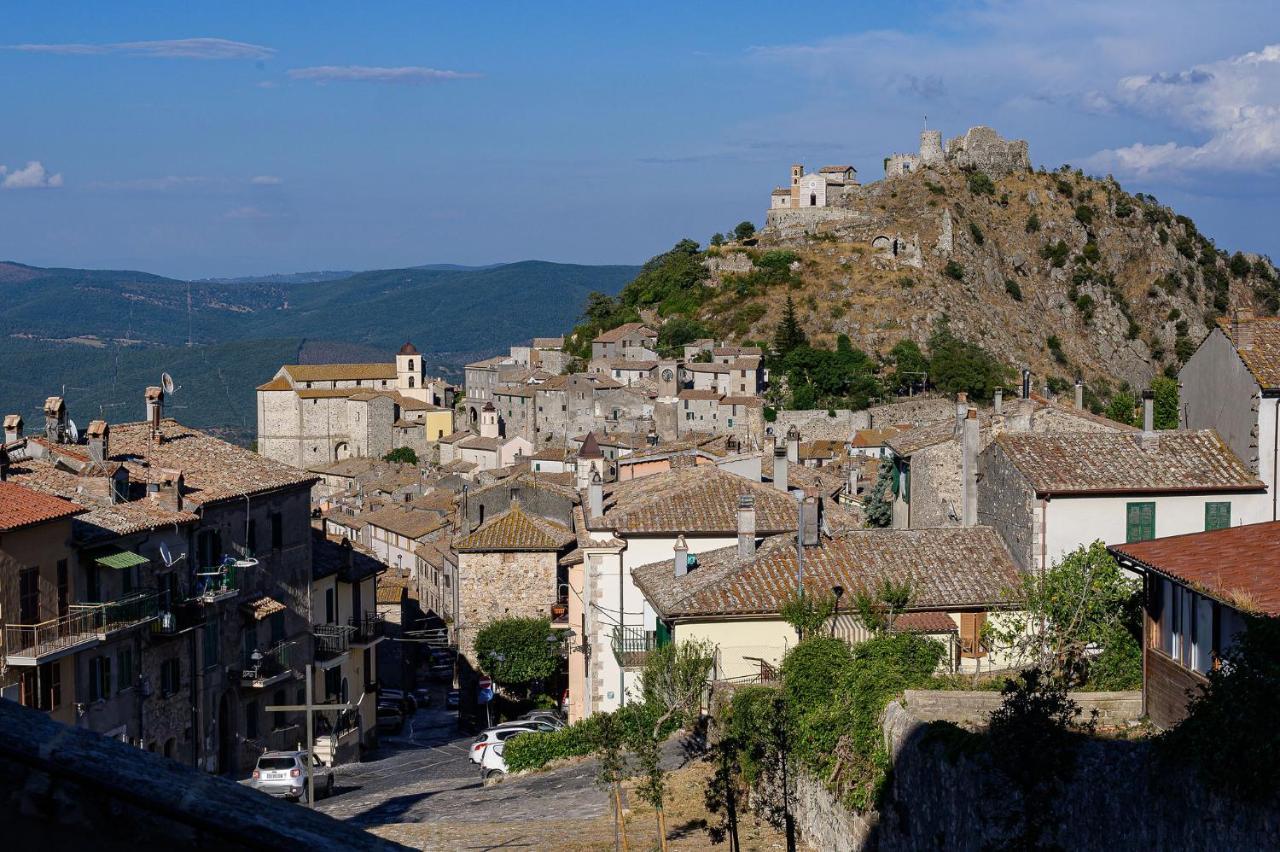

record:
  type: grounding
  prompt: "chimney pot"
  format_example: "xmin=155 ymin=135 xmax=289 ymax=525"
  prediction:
xmin=3 ymin=414 xmax=22 ymax=444
xmin=1074 ymin=378 xmax=1084 ymax=410
xmin=1233 ymin=308 xmax=1255 ymax=351
xmin=993 ymin=388 xmax=1004 ymax=415
xmin=674 ymin=535 xmax=689 ymax=578
xmin=773 ymin=447 xmax=789 ymax=492
xmin=1142 ymin=390 xmax=1155 ymax=435
xmin=1021 ymin=369 xmax=1031 ymax=400
xmin=962 ymin=406 xmax=979 ymax=527
xmin=800 ymin=495 xmax=820 ymax=547
xmin=87 ymin=420 xmax=109 ymax=464
xmin=737 ymin=494 xmax=757 ymax=559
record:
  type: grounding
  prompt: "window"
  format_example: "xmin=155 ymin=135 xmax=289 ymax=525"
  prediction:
xmin=38 ymin=662 xmax=61 ymax=711
xmin=89 ymin=656 xmax=112 ymax=702
xmin=56 ymin=560 xmax=69 ymax=617
xmin=1204 ymin=501 xmax=1231 ymax=531
xmin=325 ymin=588 xmax=335 ymax=623
xmin=1125 ymin=502 xmax=1156 ymax=543
xmin=18 ymin=567 xmax=39 ymax=624
xmin=324 ymin=666 xmax=341 ymax=701
xmin=1155 ymin=577 xmax=1216 ymax=676
xmin=197 ymin=529 xmax=222 ymax=568
xmin=271 ymin=512 xmax=283 ymax=550
xmin=117 ymin=648 xmax=135 ymax=692
xmin=160 ymin=658 xmax=181 ymax=696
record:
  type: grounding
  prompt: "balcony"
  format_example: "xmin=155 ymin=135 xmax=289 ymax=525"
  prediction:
xmin=152 ymin=600 xmax=207 ymax=639
xmin=611 ymin=626 xmax=656 ymax=669
xmin=241 ymin=639 xmax=302 ymax=688
xmin=314 ymin=623 xmax=354 ymax=663
xmin=348 ymin=612 xmax=386 ymax=645
xmin=550 ymin=597 xmax=569 ymax=628
xmin=191 ymin=558 xmax=249 ymax=605
xmin=4 ymin=592 xmax=162 ymax=666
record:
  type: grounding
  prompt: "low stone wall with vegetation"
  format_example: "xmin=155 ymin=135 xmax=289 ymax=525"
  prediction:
xmin=903 ymin=688 xmax=1142 ymax=727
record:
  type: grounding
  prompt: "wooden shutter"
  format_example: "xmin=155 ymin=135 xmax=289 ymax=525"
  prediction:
xmin=1127 ymin=502 xmax=1156 ymax=542
xmin=959 ymin=612 xmax=987 ymax=659
xmin=1205 ymin=501 xmax=1230 ymax=531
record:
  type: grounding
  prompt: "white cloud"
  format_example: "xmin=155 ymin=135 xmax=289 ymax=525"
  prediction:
xmin=250 ymin=175 xmax=283 ymax=185
xmin=6 ymin=38 xmax=274 ymax=60
xmin=90 ymin=175 xmax=214 ymax=191
xmin=2 ymin=161 xmax=63 ymax=189
xmin=223 ymin=205 xmax=271 ymax=220
xmin=286 ymin=65 xmax=479 ymax=84
xmin=1089 ymin=43 xmax=1280 ymax=176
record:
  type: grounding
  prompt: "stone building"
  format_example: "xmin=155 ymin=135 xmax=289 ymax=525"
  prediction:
xmin=3 ymin=398 xmax=318 ymax=775
xmin=256 ymin=342 xmax=454 ymax=470
xmin=452 ymin=503 xmax=577 ymax=664
xmin=770 ymin=163 xmax=859 ymax=209
xmin=884 ymin=126 xmax=1030 ymax=180
xmin=591 ymin=323 xmax=658 ymax=361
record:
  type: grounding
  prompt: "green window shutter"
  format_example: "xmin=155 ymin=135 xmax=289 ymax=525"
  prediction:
xmin=656 ymin=620 xmax=672 ymax=648
xmin=1126 ymin=502 xmax=1156 ymax=542
xmin=1205 ymin=501 xmax=1231 ymax=531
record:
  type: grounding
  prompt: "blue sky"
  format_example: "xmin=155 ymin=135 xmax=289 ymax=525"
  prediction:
xmin=2 ymin=1 xmax=1279 ymax=279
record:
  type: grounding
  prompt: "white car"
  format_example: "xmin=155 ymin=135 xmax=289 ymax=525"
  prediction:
xmin=480 ymin=740 xmax=508 ymax=780
xmin=468 ymin=725 xmax=536 ymax=765
xmin=518 ymin=712 xmax=566 ymax=730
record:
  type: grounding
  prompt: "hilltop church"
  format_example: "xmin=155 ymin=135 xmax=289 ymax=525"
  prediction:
xmin=255 ymin=342 xmax=454 ymax=469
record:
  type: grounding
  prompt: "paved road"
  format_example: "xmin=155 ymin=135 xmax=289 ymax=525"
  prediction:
xmin=315 ymin=688 xmax=612 ymax=831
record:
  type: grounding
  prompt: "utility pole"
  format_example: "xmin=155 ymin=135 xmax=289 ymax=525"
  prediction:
xmin=265 ymin=664 xmax=353 ymax=808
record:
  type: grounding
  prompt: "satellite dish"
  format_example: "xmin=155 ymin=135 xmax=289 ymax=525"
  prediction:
xmin=159 ymin=541 xmax=172 ymax=566
xmin=161 ymin=373 xmax=176 ymax=396
xmin=67 ymin=419 xmax=79 ymax=443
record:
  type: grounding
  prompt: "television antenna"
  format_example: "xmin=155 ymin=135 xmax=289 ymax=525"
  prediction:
xmin=67 ymin=419 xmax=80 ymax=444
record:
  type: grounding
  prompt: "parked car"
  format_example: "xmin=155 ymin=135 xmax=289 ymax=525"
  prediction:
xmin=428 ymin=663 xmax=453 ymax=682
xmin=499 ymin=718 xmax=559 ymax=733
xmin=480 ymin=740 xmax=508 ymax=780
xmin=445 ymin=689 xmax=460 ymax=710
xmin=468 ymin=725 xmax=537 ymax=765
xmin=249 ymin=751 xmax=334 ymax=802
xmin=379 ymin=688 xmax=416 ymax=715
xmin=376 ymin=704 xmax=404 ymax=733
xmin=412 ymin=687 xmax=432 ymax=707
xmin=519 ymin=711 xmax=566 ymax=730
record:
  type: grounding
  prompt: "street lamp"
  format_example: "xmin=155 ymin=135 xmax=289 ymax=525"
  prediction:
xmin=831 ymin=586 xmax=844 ymax=637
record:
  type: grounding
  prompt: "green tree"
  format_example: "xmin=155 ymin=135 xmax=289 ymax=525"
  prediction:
xmin=474 ymin=617 xmax=562 ymax=696
xmin=886 ymin=338 xmax=928 ymax=394
xmin=710 ymin=232 xmax=725 ymax=247
xmin=772 ymin=295 xmax=808 ymax=358
xmin=863 ymin=459 xmax=895 ymax=528
xmin=656 ymin=316 xmax=710 ymax=357
xmin=617 ymin=239 xmax=709 ymax=317
xmin=593 ymin=712 xmax=631 ymax=850
xmin=926 ymin=319 xmax=1009 ymax=401
xmin=382 ymin=446 xmax=417 ymax=464
xmin=1105 ymin=389 xmax=1137 ymax=426
xmin=733 ymin=220 xmax=756 ymax=241
xmin=778 ymin=590 xmax=836 ymax=641
xmin=1151 ymin=375 xmax=1179 ymax=429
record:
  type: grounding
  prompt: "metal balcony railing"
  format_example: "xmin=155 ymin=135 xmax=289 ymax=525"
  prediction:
xmin=348 ymin=612 xmax=385 ymax=644
xmin=314 ymin=623 xmax=354 ymax=659
xmin=152 ymin=600 xmax=206 ymax=638
xmin=191 ymin=562 xmax=242 ymax=604
xmin=5 ymin=592 xmax=162 ymax=664
xmin=241 ymin=639 xmax=301 ymax=687
xmin=611 ymin=626 xmax=656 ymax=668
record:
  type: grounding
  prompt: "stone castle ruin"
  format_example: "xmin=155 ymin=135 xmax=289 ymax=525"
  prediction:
xmin=762 ymin=125 xmax=1030 ymax=242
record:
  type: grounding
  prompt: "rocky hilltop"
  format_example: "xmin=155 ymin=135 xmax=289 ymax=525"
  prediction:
xmin=697 ymin=163 xmax=1277 ymax=392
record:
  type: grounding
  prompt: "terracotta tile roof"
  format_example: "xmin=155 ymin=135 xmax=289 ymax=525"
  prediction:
xmin=454 ymin=504 xmax=575 ymax=552
xmin=729 ymin=357 xmax=762 ymax=370
xmin=438 ymin=430 xmax=471 ymax=444
xmin=256 ymin=376 xmax=293 ymax=392
xmin=531 ymin=447 xmax=574 ymax=461
xmin=1109 ymin=521 xmax=1280 ymax=616
xmin=533 ymin=336 xmax=564 ymax=349
xmin=457 ymin=435 xmax=502 ymax=452
xmin=597 ymin=468 xmax=801 ymax=534
xmin=296 ymin=388 xmax=364 ymax=400
xmin=886 ymin=418 xmax=969 ymax=456
xmin=712 ymin=346 xmax=762 ymax=357
xmin=594 ymin=322 xmax=657 ymax=344
xmin=633 ymin=526 xmax=1021 ymax=619
xmin=312 ymin=531 xmax=385 ymax=582
xmin=578 ymin=432 xmax=603 ymax=459
xmin=283 ymin=363 xmax=397 ymax=382
xmin=0 ymin=480 xmax=84 ymax=531
xmin=678 ymin=389 xmax=723 ymax=401
xmin=719 ymin=396 xmax=763 ymax=408
xmin=468 ymin=469 xmax=580 ymax=502
xmin=376 ymin=574 xmax=409 ymax=605
xmin=440 ymin=459 xmax=478 ymax=474
xmin=819 ymin=165 xmax=856 ymax=173
xmin=771 ymin=188 xmax=791 ymax=196
xmin=307 ymin=457 xmax=380 ymax=478
xmin=1215 ymin=315 xmax=1280 ymax=390
xmin=994 ymin=430 xmax=1262 ymax=495
xmin=891 ymin=611 xmax=958 ymax=633
xmin=851 ymin=427 xmax=905 ymax=448
xmin=598 ymin=359 xmax=657 ymax=371
xmin=359 ymin=505 xmax=448 ymax=540
xmin=683 ymin=362 xmax=731 ymax=374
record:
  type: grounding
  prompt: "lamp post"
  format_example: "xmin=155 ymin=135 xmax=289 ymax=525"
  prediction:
xmin=831 ymin=586 xmax=844 ymax=637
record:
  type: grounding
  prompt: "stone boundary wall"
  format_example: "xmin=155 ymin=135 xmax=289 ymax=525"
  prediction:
xmin=773 ymin=398 xmax=953 ymax=442
xmin=789 ymin=697 xmax=1279 ymax=851
xmin=903 ymin=688 xmax=1142 ymax=728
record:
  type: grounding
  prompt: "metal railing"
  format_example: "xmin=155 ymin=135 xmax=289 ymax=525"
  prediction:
xmin=314 ymin=623 xmax=355 ymax=659
xmin=550 ymin=597 xmax=569 ymax=626
xmin=611 ymin=626 xmax=656 ymax=668
xmin=348 ymin=611 xmax=385 ymax=644
xmin=152 ymin=600 xmax=206 ymax=637
xmin=191 ymin=562 xmax=241 ymax=604
xmin=5 ymin=592 xmax=161 ymax=662
xmin=241 ymin=639 xmax=301 ymax=685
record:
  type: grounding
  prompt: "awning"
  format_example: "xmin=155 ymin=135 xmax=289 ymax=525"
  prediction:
xmin=241 ymin=596 xmax=285 ymax=620
xmin=93 ymin=549 xmax=150 ymax=570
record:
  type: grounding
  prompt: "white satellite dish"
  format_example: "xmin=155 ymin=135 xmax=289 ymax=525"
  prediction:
xmin=161 ymin=372 xmax=176 ymax=396
xmin=67 ymin=419 xmax=79 ymax=443
xmin=159 ymin=541 xmax=185 ymax=567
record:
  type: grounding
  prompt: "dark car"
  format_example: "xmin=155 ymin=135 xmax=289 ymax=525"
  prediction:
xmin=412 ymin=687 xmax=432 ymax=707
xmin=376 ymin=704 xmax=404 ymax=733
xmin=445 ymin=689 xmax=460 ymax=709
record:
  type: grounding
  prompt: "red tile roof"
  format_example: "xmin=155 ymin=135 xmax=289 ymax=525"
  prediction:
xmin=0 ymin=480 xmax=84 ymax=531
xmin=1109 ymin=521 xmax=1280 ymax=616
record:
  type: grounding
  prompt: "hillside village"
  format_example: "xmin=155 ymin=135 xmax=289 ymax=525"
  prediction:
xmin=4 ymin=124 xmax=1280 ymax=848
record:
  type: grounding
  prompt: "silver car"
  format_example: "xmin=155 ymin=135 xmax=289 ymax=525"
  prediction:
xmin=250 ymin=751 xmax=334 ymax=802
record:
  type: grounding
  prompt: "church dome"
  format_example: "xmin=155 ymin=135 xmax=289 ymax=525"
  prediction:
xmin=398 ymin=342 xmax=419 ymax=356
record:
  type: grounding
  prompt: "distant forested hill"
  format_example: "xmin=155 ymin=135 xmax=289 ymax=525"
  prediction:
xmin=0 ymin=259 xmax=637 ymax=443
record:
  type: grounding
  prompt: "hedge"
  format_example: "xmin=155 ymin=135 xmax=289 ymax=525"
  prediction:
xmin=503 ymin=701 xmax=680 ymax=773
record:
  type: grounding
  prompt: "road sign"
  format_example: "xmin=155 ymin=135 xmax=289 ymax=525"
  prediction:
xmin=477 ymin=676 xmax=494 ymax=705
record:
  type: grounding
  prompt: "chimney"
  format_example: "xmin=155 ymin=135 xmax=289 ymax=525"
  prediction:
xmin=848 ymin=466 xmax=860 ymax=500
xmin=773 ymin=447 xmax=789 ymax=492
xmin=1021 ymin=369 xmax=1031 ymax=400
xmin=737 ymin=494 xmax=757 ymax=559
xmin=86 ymin=420 xmax=109 ymax=464
xmin=993 ymin=388 xmax=1003 ymax=415
xmin=1142 ymin=389 xmax=1155 ymax=435
xmin=673 ymin=535 xmax=689 ymax=578
xmin=800 ymin=495 xmax=820 ymax=547
xmin=962 ymin=407 xmax=979 ymax=527
xmin=1233 ymin=308 xmax=1255 ymax=351
xmin=646 ymin=428 xmax=658 ymax=447
xmin=1074 ymin=378 xmax=1084 ymax=410
xmin=44 ymin=397 xmax=67 ymax=444
xmin=588 ymin=470 xmax=604 ymax=520
xmin=149 ymin=469 xmax=184 ymax=512
xmin=341 ymin=537 xmax=354 ymax=572
xmin=955 ymin=392 xmax=968 ymax=432
xmin=3 ymin=414 xmax=22 ymax=444
xmin=786 ymin=426 xmax=800 ymax=464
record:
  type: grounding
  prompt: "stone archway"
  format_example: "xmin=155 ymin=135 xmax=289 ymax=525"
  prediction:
xmin=334 ymin=441 xmax=351 ymax=460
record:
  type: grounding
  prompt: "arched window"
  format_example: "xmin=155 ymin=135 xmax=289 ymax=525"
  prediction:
xmin=809 ymin=193 xmax=817 ymax=206
xmin=408 ymin=359 xmax=415 ymax=371
xmin=409 ymin=376 xmax=416 ymax=388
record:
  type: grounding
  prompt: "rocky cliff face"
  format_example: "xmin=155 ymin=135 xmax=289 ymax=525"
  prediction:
xmin=703 ymin=166 xmax=1277 ymax=392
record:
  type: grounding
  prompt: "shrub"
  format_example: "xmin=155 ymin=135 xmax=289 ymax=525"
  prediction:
xmin=967 ymin=171 xmax=995 ymax=196
xmin=474 ymin=617 xmax=561 ymax=694
xmin=382 ymin=447 xmax=418 ymax=464
xmin=1025 ymin=213 xmax=1040 ymax=233
xmin=1047 ymin=335 xmax=1067 ymax=364
xmin=505 ymin=701 xmax=677 ymax=773
xmin=1114 ymin=197 xmax=1133 ymax=218
xmin=944 ymin=260 xmax=965 ymax=280
xmin=1055 ymin=179 xmax=1074 ymax=198
xmin=968 ymin=222 xmax=985 ymax=246
xmin=780 ymin=637 xmax=854 ymax=712
xmin=1074 ymin=204 xmax=1095 ymax=226
xmin=1005 ymin=279 xmax=1023 ymax=301
xmin=1040 ymin=240 xmax=1070 ymax=268
xmin=1080 ymin=241 xmax=1101 ymax=263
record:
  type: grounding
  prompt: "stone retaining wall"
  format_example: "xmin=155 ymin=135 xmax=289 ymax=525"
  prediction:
xmin=903 ymin=688 xmax=1142 ymax=727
